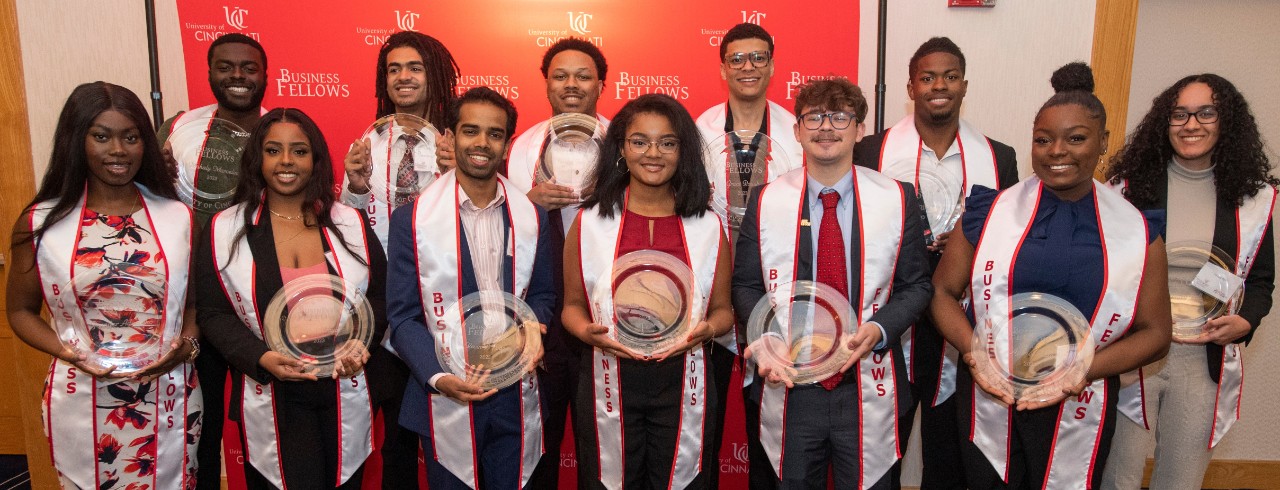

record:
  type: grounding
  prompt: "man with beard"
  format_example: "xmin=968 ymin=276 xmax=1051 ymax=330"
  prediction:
xmin=155 ymin=32 xmax=268 ymax=490
xmin=695 ymin=22 xmax=803 ymax=490
xmin=853 ymin=36 xmax=1017 ymax=489
xmin=437 ymin=37 xmax=608 ymax=488
xmin=388 ymin=87 xmax=554 ymax=489
xmin=338 ymin=32 xmax=460 ymax=487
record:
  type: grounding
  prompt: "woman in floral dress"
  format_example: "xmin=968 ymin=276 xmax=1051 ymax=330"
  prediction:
xmin=6 ymin=82 xmax=202 ymax=489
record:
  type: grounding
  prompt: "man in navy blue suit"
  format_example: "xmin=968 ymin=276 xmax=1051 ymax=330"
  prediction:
xmin=387 ymin=86 xmax=556 ymax=489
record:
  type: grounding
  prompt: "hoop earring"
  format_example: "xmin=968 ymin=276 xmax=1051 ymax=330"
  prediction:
xmin=617 ymin=156 xmax=629 ymax=173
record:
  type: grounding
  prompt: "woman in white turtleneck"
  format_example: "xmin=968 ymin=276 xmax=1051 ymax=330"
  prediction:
xmin=1103 ymin=74 xmax=1278 ymax=490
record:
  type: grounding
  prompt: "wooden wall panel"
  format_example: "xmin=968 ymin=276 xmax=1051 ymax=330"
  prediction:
xmin=1091 ymin=0 xmax=1139 ymax=178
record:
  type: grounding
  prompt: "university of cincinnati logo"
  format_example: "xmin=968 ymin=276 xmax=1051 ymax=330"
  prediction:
xmin=732 ymin=442 xmax=749 ymax=464
xmin=568 ymin=11 xmax=592 ymax=35
xmin=223 ymin=6 xmax=248 ymax=30
xmin=742 ymin=10 xmax=766 ymax=24
xmin=395 ymin=10 xmax=419 ymax=32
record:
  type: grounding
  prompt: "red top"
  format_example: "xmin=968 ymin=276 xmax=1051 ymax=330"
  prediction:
xmin=617 ymin=210 xmax=689 ymax=265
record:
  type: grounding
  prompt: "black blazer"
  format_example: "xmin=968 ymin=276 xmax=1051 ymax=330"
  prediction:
xmin=195 ymin=206 xmax=388 ymax=414
xmin=1142 ymin=178 xmax=1275 ymax=382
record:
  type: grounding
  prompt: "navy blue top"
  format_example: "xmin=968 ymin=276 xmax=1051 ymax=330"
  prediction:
xmin=963 ymin=185 xmax=1165 ymax=318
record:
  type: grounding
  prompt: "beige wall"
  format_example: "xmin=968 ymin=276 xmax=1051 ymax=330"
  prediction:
xmin=18 ymin=0 xmax=187 ymax=179
xmin=857 ymin=1 xmax=1097 ymax=179
xmin=1127 ymin=0 xmax=1280 ymax=462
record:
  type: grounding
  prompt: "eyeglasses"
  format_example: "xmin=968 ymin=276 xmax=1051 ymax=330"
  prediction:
xmin=798 ymin=111 xmax=856 ymax=130
xmin=1170 ymin=107 xmax=1219 ymax=126
xmin=724 ymin=51 xmax=772 ymax=69
xmin=626 ymin=137 xmax=680 ymax=154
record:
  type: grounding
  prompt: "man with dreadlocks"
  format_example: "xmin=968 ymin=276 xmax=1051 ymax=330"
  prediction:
xmin=339 ymin=30 xmax=460 ymax=489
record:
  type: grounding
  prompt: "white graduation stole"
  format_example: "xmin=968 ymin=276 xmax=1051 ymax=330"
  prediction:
xmin=878 ymin=115 xmax=998 ymax=402
xmin=577 ymin=194 xmax=721 ymax=490
xmin=1209 ymin=184 xmax=1275 ymax=447
xmin=352 ymin=118 xmax=442 ymax=252
xmin=506 ymin=114 xmax=610 ymax=234
xmin=36 ymin=184 xmax=195 ymax=490
xmin=754 ymin=167 xmax=905 ymax=488
xmin=969 ymin=178 xmax=1147 ymax=488
xmin=700 ymin=100 xmax=804 ymax=354
xmin=209 ymin=201 xmax=374 ymax=488
xmin=412 ymin=170 xmax=544 ymax=489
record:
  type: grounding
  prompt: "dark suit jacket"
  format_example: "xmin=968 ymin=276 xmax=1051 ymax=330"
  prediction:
xmin=854 ymin=131 xmax=1020 ymax=190
xmin=1141 ymin=178 xmax=1275 ymax=382
xmin=731 ymin=171 xmax=934 ymax=383
xmin=385 ymin=196 xmax=556 ymax=436
xmin=195 ymin=206 xmax=388 ymax=416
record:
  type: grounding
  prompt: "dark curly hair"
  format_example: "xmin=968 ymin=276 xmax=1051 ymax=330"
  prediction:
xmin=581 ymin=94 xmax=710 ymax=219
xmin=540 ymin=38 xmax=608 ymax=83
xmin=719 ymin=23 xmax=774 ymax=61
xmin=909 ymin=36 xmax=965 ymax=78
xmin=1106 ymin=74 xmax=1276 ymax=208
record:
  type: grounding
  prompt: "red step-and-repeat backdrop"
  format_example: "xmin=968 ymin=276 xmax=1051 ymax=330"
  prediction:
xmin=174 ymin=1 xmax=858 ymax=488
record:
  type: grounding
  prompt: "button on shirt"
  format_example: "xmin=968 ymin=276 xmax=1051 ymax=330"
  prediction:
xmin=805 ymin=171 xmax=888 ymax=349
xmin=428 ymin=188 xmax=508 ymax=389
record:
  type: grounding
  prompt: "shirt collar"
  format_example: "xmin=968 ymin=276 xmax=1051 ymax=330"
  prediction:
xmin=805 ymin=170 xmax=856 ymax=207
xmin=459 ymin=187 xmax=506 ymax=211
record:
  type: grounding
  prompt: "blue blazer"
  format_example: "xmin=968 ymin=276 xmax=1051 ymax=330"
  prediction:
xmin=385 ymin=197 xmax=556 ymax=436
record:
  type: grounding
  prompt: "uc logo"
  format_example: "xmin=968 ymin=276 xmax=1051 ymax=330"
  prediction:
xmin=223 ymin=6 xmax=248 ymax=30
xmin=395 ymin=10 xmax=419 ymax=32
xmin=568 ymin=11 xmax=592 ymax=35
xmin=742 ymin=10 xmax=766 ymax=24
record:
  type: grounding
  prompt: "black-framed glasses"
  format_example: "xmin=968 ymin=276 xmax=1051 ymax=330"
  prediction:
xmin=724 ymin=51 xmax=772 ymax=69
xmin=1170 ymin=107 xmax=1219 ymax=126
xmin=626 ymin=137 xmax=680 ymax=154
xmin=798 ymin=111 xmax=856 ymax=130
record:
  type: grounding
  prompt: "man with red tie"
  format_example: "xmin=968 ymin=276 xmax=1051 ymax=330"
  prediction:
xmin=731 ymin=78 xmax=931 ymax=489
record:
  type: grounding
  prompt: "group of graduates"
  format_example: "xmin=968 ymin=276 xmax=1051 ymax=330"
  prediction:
xmin=7 ymin=19 xmax=1274 ymax=490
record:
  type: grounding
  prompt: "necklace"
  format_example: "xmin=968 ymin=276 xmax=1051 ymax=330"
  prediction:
xmin=269 ymin=208 xmax=303 ymax=220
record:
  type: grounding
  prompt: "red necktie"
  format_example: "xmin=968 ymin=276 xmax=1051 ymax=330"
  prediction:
xmin=817 ymin=189 xmax=848 ymax=390
xmin=394 ymin=136 xmax=419 ymax=208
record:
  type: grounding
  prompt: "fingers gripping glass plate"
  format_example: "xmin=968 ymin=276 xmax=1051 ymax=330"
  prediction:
xmin=745 ymin=281 xmax=858 ymax=385
xmin=704 ymin=130 xmax=792 ymax=231
xmin=263 ymin=274 xmax=375 ymax=378
xmin=970 ymin=292 xmax=1094 ymax=403
xmin=166 ymin=117 xmax=250 ymax=207
xmin=607 ymin=250 xmax=695 ymax=356
xmin=435 ymin=291 xmax=543 ymax=391
xmin=61 ymin=265 xmax=170 ymax=374
xmin=536 ymin=113 xmax=602 ymax=195
xmin=1166 ymin=240 xmax=1242 ymax=340
xmin=363 ymin=113 xmax=441 ymax=201
xmin=882 ymin=165 xmax=965 ymax=242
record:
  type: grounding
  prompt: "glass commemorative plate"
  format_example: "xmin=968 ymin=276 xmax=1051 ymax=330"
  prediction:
xmin=59 ymin=265 xmax=170 ymax=374
xmin=436 ymin=290 xmax=543 ymax=390
xmin=970 ymin=292 xmax=1094 ymax=402
xmin=166 ymin=117 xmax=250 ymax=208
xmin=704 ymin=130 xmax=793 ymax=231
xmin=1166 ymin=240 xmax=1242 ymax=340
xmin=262 ymin=274 xmax=375 ymax=377
xmin=883 ymin=165 xmax=965 ymax=245
xmin=745 ymin=281 xmax=857 ymax=385
xmin=536 ymin=112 xmax=602 ymax=195
xmin=608 ymin=250 xmax=694 ymax=356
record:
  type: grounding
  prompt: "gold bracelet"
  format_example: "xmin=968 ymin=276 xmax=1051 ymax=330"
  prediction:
xmin=182 ymin=336 xmax=200 ymax=363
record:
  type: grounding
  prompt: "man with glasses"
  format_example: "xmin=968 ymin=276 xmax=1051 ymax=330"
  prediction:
xmin=732 ymin=78 xmax=931 ymax=489
xmin=438 ymin=37 xmax=609 ymax=489
xmin=853 ymin=36 xmax=1017 ymax=489
xmin=696 ymin=23 xmax=803 ymax=489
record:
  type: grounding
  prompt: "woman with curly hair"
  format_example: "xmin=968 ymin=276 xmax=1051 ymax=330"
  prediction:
xmin=1102 ymin=75 xmax=1277 ymax=489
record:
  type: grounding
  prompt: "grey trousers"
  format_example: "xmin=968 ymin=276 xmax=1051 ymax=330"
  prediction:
xmin=1101 ymin=343 xmax=1219 ymax=490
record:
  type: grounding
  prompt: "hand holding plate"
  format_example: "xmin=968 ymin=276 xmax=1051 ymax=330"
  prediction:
xmin=1203 ymin=314 xmax=1251 ymax=345
xmin=344 ymin=138 xmax=372 ymax=194
xmin=581 ymin=323 xmax=640 ymax=360
xmin=259 ymin=351 xmax=319 ymax=382
xmin=839 ymin=322 xmax=883 ymax=373
xmin=964 ymin=351 xmax=1013 ymax=407
xmin=436 ymin=367 xmax=498 ymax=402
xmin=526 ymin=179 xmax=579 ymax=210
xmin=129 ymin=338 xmax=192 ymax=382
xmin=744 ymin=336 xmax=797 ymax=388
xmin=331 ymin=339 xmax=370 ymax=378
xmin=651 ymin=320 xmax=715 ymax=362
